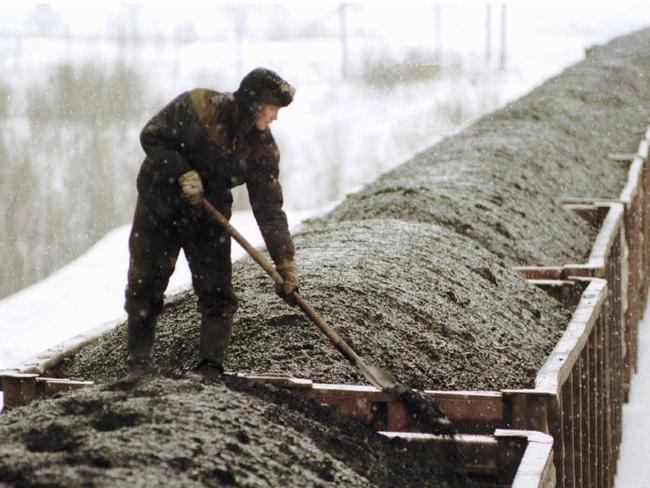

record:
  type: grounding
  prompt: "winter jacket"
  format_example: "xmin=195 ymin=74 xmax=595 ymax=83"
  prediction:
xmin=136 ymin=88 xmax=294 ymax=264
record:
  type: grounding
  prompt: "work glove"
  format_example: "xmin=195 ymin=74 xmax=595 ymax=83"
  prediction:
xmin=275 ymin=259 xmax=299 ymax=306
xmin=178 ymin=170 xmax=203 ymax=206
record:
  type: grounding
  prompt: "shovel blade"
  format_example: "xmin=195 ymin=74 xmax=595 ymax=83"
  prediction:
xmin=361 ymin=363 xmax=397 ymax=390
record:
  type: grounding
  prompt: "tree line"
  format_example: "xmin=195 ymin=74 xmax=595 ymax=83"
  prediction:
xmin=0 ymin=61 xmax=155 ymax=298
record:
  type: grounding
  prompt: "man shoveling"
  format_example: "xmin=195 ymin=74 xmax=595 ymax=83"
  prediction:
xmin=124 ymin=67 xmax=298 ymax=378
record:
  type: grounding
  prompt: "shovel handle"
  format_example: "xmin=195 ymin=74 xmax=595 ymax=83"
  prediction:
xmin=202 ymin=199 xmax=283 ymax=285
xmin=201 ymin=199 xmax=365 ymax=367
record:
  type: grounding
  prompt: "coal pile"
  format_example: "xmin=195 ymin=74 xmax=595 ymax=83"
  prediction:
xmin=0 ymin=376 xmax=466 ymax=487
xmin=63 ymin=219 xmax=570 ymax=390
xmin=62 ymin=30 xmax=650 ymax=392
xmin=326 ymin=35 xmax=650 ymax=266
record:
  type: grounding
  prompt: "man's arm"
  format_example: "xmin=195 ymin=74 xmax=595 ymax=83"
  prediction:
xmin=139 ymin=92 xmax=193 ymax=183
xmin=246 ymin=149 xmax=295 ymax=265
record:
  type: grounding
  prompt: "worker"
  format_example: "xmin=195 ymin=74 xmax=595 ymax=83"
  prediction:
xmin=124 ymin=67 xmax=298 ymax=378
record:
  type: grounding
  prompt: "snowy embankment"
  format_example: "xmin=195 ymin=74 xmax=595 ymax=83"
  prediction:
xmin=0 ymin=207 xmax=324 ymax=371
xmin=616 ymin=305 xmax=650 ymax=487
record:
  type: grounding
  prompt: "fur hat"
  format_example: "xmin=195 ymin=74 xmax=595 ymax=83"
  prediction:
xmin=234 ymin=68 xmax=294 ymax=133
xmin=235 ymin=67 xmax=295 ymax=109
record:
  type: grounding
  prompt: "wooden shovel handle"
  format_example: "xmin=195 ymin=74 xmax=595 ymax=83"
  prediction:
xmin=201 ymin=199 xmax=371 ymax=374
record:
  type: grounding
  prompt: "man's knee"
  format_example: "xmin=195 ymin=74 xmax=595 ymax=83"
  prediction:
xmin=124 ymin=284 xmax=164 ymax=320
xmin=125 ymin=237 xmax=178 ymax=320
xmin=197 ymin=287 xmax=239 ymax=317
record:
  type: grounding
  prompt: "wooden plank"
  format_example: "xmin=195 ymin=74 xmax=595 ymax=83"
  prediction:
xmin=619 ymin=157 xmax=643 ymax=204
xmin=13 ymin=318 xmax=123 ymax=375
xmin=558 ymin=197 xmax=619 ymax=205
xmin=561 ymin=378 xmax=575 ymax=488
xmin=607 ymin=152 xmax=636 ymax=162
xmin=36 ymin=377 xmax=94 ymax=396
xmin=634 ymin=195 xmax=643 ymax=370
xmin=422 ymin=391 xmax=504 ymax=433
xmin=587 ymin=203 xmax=624 ymax=270
xmin=228 ymin=373 xmax=313 ymax=389
xmin=501 ymin=390 xmax=552 ymax=434
xmin=512 ymin=266 xmax=564 ymax=280
xmin=495 ymin=430 xmax=555 ymax=488
xmin=571 ymin=364 xmax=582 ymax=488
xmin=545 ymin=397 xmax=564 ymax=488
xmin=297 ymin=384 xmax=504 ymax=434
xmin=559 ymin=202 xmax=623 ymax=279
xmin=643 ymin=131 xmax=650 ymax=148
xmin=535 ymin=279 xmax=607 ymax=392
xmin=603 ymin=312 xmax=613 ymax=488
xmin=635 ymin=143 xmax=649 ymax=332
xmin=608 ymin=232 xmax=624 ymax=480
xmin=596 ymin=315 xmax=606 ymax=488
xmin=379 ymin=432 xmax=499 ymax=477
xmin=588 ymin=331 xmax=599 ymax=488
xmin=580 ymin=353 xmax=591 ymax=488
xmin=496 ymin=435 xmax=528 ymax=485
xmin=561 ymin=203 xmax=599 ymax=226
xmin=623 ymin=199 xmax=637 ymax=385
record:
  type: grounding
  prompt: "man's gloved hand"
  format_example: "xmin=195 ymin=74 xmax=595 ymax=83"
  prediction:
xmin=178 ymin=170 xmax=203 ymax=206
xmin=275 ymin=259 xmax=299 ymax=306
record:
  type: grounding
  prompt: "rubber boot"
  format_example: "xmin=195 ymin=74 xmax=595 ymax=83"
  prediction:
xmin=127 ymin=315 xmax=156 ymax=377
xmin=196 ymin=312 xmax=233 ymax=379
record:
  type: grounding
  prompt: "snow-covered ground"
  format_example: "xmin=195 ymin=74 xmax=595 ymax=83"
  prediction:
xmin=616 ymin=306 xmax=650 ymax=487
xmin=0 ymin=206 xmax=331 ymax=371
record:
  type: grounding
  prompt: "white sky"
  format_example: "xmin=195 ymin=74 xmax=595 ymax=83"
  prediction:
xmin=2 ymin=1 xmax=649 ymax=38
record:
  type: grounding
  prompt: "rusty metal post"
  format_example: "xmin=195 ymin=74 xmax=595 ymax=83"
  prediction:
xmin=561 ymin=376 xmax=575 ymax=488
xmin=596 ymin=314 xmax=606 ymax=488
xmin=603 ymin=311 xmax=613 ymax=488
xmin=627 ymin=196 xmax=642 ymax=374
xmin=639 ymin=143 xmax=650 ymax=300
xmin=545 ymin=395 xmax=565 ymax=488
xmin=386 ymin=400 xmax=408 ymax=432
xmin=588 ymin=331 xmax=599 ymax=488
xmin=571 ymin=362 xmax=583 ymax=487
xmin=580 ymin=352 xmax=591 ymax=488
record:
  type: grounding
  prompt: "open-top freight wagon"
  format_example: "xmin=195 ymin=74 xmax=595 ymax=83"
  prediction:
xmin=3 ymin=132 xmax=649 ymax=487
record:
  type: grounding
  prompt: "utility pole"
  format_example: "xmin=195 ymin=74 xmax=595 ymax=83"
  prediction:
xmin=64 ymin=27 xmax=72 ymax=65
xmin=235 ymin=9 xmax=245 ymax=80
xmin=339 ymin=3 xmax=349 ymax=80
xmin=485 ymin=3 xmax=492 ymax=65
xmin=434 ymin=2 xmax=442 ymax=65
xmin=14 ymin=35 xmax=21 ymax=73
xmin=499 ymin=3 xmax=507 ymax=70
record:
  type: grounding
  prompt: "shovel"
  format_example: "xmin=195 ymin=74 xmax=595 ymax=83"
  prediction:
xmin=201 ymin=198 xmax=396 ymax=390
xmin=202 ymin=198 xmax=459 ymax=439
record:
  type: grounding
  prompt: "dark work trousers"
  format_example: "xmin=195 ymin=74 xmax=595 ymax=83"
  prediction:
xmin=124 ymin=194 xmax=239 ymax=325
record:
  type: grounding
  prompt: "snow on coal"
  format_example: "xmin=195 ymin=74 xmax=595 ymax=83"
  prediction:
xmin=0 ymin=376 xmax=466 ymax=487
xmin=62 ymin=219 xmax=570 ymax=390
